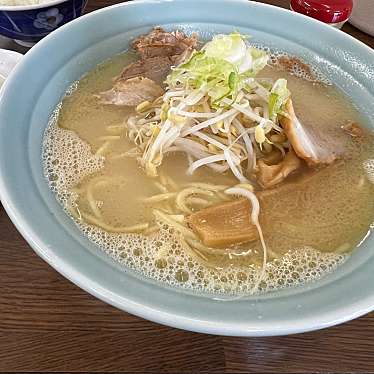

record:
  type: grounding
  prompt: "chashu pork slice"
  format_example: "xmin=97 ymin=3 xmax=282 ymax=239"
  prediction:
xmin=131 ymin=26 xmax=198 ymax=59
xmin=280 ymin=99 xmax=342 ymax=167
xmin=118 ymin=27 xmax=197 ymax=83
xmin=97 ymin=76 xmax=164 ymax=106
xmin=119 ymin=56 xmax=175 ymax=83
xmin=97 ymin=27 xmax=196 ymax=105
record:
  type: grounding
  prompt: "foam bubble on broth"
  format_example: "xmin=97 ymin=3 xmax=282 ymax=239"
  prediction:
xmin=364 ymin=159 xmax=374 ymax=185
xmin=77 ymin=219 xmax=347 ymax=295
xmin=254 ymin=45 xmax=331 ymax=84
xmin=42 ymin=106 xmax=348 ymax=295
xmin=42 ymin=106 xmax=104 ymax=205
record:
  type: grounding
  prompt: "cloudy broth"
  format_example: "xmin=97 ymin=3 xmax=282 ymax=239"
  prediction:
xmin=43 ymin=51 xmax=374 ymax=295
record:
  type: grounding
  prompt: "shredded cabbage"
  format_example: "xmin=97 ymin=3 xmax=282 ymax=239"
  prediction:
xmin=249 ymin=49 xmax=269 ymax=76
xmin=203 ymin=33 xmax=247 ymax=64
xmin=268 ymin=78 xmax=290 ymax=120
xmin=167 ymin=33 xmax=269 ymax=107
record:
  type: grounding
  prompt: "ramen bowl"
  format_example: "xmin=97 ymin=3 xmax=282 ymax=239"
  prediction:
xmin=0 ymin=0 xmax=373 ymax=336
xmin=0 ymin=0 xmax=87 ymax=46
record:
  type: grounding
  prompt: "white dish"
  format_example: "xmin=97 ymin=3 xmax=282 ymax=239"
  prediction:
xmin=0 ymin=48 xmax=22 ymax=92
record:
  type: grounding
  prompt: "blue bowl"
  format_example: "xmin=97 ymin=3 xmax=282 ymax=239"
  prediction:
xmin=0 ymin=0 xmax=86 ymax=46
xmin=0 ymin=0 xmax=373 ymax=336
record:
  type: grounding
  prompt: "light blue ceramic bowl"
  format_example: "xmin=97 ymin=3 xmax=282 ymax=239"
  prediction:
xmin=0 ymin=0 xmax=373 ymax=336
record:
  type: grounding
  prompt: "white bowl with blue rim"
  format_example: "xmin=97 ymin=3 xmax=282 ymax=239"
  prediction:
xmin=0 ymin=0 xmax=373 ymax=336
xmin=0 ymin=0 xmax=87 ymax=46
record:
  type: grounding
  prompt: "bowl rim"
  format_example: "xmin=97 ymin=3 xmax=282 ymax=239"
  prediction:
xmin=0 ymin=0 xmax=374 ymax=336
xmin=0 ymin=0 xmax=68 ymax=11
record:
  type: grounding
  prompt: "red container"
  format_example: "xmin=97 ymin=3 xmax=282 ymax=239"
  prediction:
xmin=290 ymin=0 xmax=353 ymax=28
